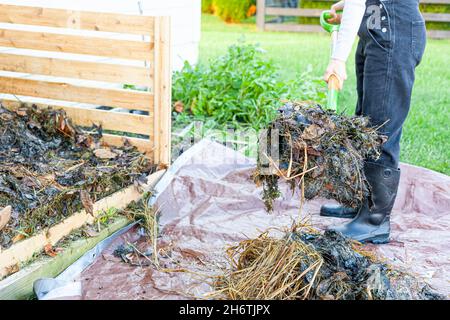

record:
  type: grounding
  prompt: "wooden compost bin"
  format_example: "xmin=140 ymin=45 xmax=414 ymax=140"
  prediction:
xmin=0 ymin=4 xmax=171 ymax=299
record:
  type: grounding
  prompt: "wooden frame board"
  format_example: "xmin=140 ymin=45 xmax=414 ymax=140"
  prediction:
xmin=0 ymin=169 xmax=166 ymax=298
xmin=0 ymin=217 xmax=131 ymax=300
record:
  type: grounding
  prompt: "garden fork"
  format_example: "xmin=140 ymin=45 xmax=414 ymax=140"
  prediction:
xmin=320 ymin=10 xmax=341 ymax=111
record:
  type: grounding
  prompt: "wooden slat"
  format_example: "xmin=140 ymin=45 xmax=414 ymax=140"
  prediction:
xmin=53 ymin=108 xmax=153 ymax=136
xmin=420 ymin=0 xmax=450 ymax=4
xmin=257 ymin=0 xmax=266 ymax=31
xmin=265 ymin=23 xmax=324 ymax=33
xmin=265 ymin=8 xmax=322 ymax=17
xmin=263 ymin=0 xmax=444 ymax=3
xmin=427 ymin=29 xmax=450 ymax=38
xmin=1 ymin=99 xmax=153 ymax=136
xmin=153 ymin=17 xmax=172 ymax=165
xmin=102 ymin=134 xmax=153 ymax=156
xmin=0 ymin=4 xmax=155 ymax=35
xmin=0 ymin=29 xmax=153 ymax=60
xmin=0 ymin=77 xmax=153 ymax=111
xmin=0 ymin=53 xmax=153 ymax=87
xmin=0 ymin=217 xmax=131 ymax=300
xmin=423 ymin=13 xmax=450 ymax=22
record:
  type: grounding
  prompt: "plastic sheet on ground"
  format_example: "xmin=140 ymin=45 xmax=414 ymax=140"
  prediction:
xmin=35 ymin=139 xmax=450 ymax=300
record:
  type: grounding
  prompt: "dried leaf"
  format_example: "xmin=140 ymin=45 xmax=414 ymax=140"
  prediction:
xmin=157 ymin=163 xmax=169 ymax=170
xmin=6 ymin=263 xmax=19 ymax=275
xmin=301 ymin=124 xmax=325 ymax=140
xmin=94 ymin=148 xmax=117 ymax=159
xmin=0 ymin=206 xmax=12 ymax=231
xmin=44 ymin=244 xmax=58 ymax=257
xmin=80 ymin=190 xmax=94 ymax=216
xmin=77 ymin=134 xmax=94 ymax=148
xmin=307 ymin=146 xmax=321 ymax=157
xmin=0 ymin=113 xmax=14 ymax=121
xmin=15 ymin=108 xmax=27 ymax=116
xmin=21 ymin=176 xmax=40 ymax=188
xmin=38 ymin=174 xmax=56 ymax=186
xmin=12 ymin=233 xmax=26 ymax=243
xmin=83 ymin=226 xmax=100 ymax=238
xmin=174 ymin=101 xmax=184 ymax=113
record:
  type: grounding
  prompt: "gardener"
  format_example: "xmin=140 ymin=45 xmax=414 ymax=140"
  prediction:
xmin=321 ymin=0 xmax=426 ymax=243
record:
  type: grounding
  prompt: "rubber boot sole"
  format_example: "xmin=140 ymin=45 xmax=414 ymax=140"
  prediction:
xmin=319 ymin=210 xmax=357 ymax=219
xmin=358 ymin=233 xmax=390 ymax=244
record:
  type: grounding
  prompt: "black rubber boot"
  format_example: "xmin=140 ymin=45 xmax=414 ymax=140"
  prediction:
xmin=320 ymin=205 xmax=358 ymax=219
xmin=328 ymin=162 xmax=400 ymax=244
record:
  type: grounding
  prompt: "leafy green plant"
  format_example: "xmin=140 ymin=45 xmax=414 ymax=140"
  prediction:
xmin=95 ymin=207 xmax=119 ymax=231
xmin=213 ymin=0 xmax=256 ymax=23
xmin=172 ymin=43 xmax=325 ymax=130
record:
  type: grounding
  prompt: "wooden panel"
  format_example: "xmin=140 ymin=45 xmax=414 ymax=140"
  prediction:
xmin=102 ymin=134 xmax=153 ymax=156
xmin=265 ymin=8 xmax=322 ymax=17
xmin=0 ymin=217 xmax=131 ymax=300
xmin=153 ymin=17 xmax=172 ymax=165
xmin=56 ymin=108 xmax=153 ymax=136
xmin=0 ymin=4 xmax=155 ymax=35
xmin=1 ymin=99 xmax=153 ymax=136
xmin=265 ymin=23 xmax=324 ymax=33
xmin=421 ymin=0 xmax=450 ymax=4
xmin=0 ymin=29 xmax=153 ymax=60
xmin=0 ymin=8 xmax=169 ymax=163
xmin=257 ymin=0 xmax=266 ymax=31
xmin=0 ymin=53 xmax=153 ymax=87
xmin=427 ymin=29 xmax=450 ymax=38
xmin=423 ymin=13 xmax=450 ymax=22
xmin=0 ymin=77 xmax=153 ymax=111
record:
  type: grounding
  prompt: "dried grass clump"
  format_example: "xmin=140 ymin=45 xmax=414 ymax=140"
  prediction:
xmin=254 ymin=102 xmax=386 ymax=211
xmin=124 ymin=194 xmax=160 ymax=267
xmin=214 ymin=231 xmax=323 ymax=300
xmin=212 ymin=229 xmax=444 ymax=300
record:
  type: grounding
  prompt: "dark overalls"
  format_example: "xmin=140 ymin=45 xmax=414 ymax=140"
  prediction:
xmin=355 ymin=0 xmax=427 ymax=169
xmin=323 ymin=0 xmax=427 ymax=243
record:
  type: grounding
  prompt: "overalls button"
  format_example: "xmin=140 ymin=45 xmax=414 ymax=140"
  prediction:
xmin=382 ymin=16 xmax=386 ymax=21
xmin=382 ymin=28 xmax=387 ymax=33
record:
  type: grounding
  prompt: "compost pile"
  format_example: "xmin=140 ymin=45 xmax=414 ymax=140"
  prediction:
xmin=254 ymin=102 xmax=386 ymax=211
xmin=213 ymin=229 xmax=444 ymax=300
xmin=0 ymin=104 xmax=155 ymax=249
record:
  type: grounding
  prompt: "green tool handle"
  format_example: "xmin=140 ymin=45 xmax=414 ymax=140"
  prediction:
xmin=320 ymin=10 xmax=342 ymax=111
xmin=320 ymin=10 xmax=341 ymax=33
xmin=327 ymin=74 xmax=340 ymax=111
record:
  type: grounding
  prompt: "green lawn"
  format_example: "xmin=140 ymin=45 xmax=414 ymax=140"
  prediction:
xmin=199 ymin=14 xmax=450 ymax=175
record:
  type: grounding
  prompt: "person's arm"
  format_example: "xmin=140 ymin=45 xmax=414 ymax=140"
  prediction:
xmin=332 ymin=0 xmax=366 ymax=62
xmin=324 ymin=0 xmax=366 ymax=88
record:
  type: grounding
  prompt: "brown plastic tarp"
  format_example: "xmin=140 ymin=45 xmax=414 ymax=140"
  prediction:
xmin=77 ymin=140 xmax=450 ymax=299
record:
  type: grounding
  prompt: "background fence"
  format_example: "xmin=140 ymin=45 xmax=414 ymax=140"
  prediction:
xmin=0 ymin=4 xmax=172 ymax=164
xmin=257 ymin=0 xmax=450 ymax=39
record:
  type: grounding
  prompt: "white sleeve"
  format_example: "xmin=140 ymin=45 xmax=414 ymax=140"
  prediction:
xmin=331 ymin=0 xmax=366 ymax=62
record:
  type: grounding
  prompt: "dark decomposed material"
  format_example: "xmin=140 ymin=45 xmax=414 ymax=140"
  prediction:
xmin=0 ymin=104 xmax=154 ymax=249
xmin=213 ymin=229 xmax=445 ymax=300
xmin=254 ymin=102 xmax=386 ymax=211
